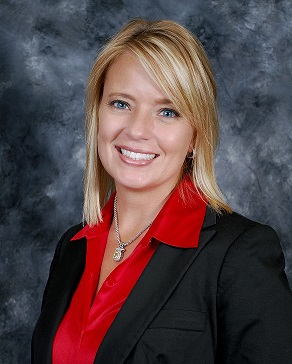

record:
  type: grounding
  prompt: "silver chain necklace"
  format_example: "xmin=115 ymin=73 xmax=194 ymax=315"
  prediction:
xmin=113 ymin=195 xmax=153 ymax=262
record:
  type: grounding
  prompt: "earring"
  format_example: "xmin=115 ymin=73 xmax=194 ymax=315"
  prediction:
xmin=187 ymin=149 xmax=195 ymax=159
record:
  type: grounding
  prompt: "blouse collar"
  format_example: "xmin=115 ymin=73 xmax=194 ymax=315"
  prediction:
xmin=71 ymin=178 xmax=207 ymax=249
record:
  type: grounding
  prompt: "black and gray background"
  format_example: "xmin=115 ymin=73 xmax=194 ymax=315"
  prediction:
xmin=1 ymin=1 xmax=291 ymax=363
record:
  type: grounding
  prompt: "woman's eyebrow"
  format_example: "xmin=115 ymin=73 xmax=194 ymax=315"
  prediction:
xmin=107 ymin=93 xmax=174 ymax=106
xmin=107 ymin=92 xmax=135 ymax=101
xmin=154 ymin=98 xmax=174 ymax=106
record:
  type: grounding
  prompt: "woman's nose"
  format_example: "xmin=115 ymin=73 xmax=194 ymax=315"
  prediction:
xmin=125 ymin=109 xmax=153 ymax=140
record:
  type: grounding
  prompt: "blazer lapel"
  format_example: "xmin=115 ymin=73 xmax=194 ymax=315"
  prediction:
xmin=94 ymin=207 xmax=216 ymax=364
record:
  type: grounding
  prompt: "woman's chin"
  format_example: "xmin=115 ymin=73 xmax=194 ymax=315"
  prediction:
xmin=114 ymin=175 xmax=178 ymax=195
xmin=115 ymin=179 xmax=153 ymax=192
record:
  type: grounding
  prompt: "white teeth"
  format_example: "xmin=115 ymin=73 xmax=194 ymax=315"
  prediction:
xmin=120 ymin=148 xmax=156 ymax=161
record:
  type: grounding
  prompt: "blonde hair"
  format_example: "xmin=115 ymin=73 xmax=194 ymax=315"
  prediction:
xmin=84 ymin=18 xmax=231 ymax=226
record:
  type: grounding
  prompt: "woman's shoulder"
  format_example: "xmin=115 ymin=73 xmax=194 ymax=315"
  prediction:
xmin=61 ymin=222 xmax=85 ymax=240
xmin=210 ymin=210 xmax=288 ymax=286
xmin=202 ymin=208 xmax=283 ymax=265
xmin=53 ymin=222 xmax=85 ymax=258
xmin=212 ymin=209 xmax=279 ymax=243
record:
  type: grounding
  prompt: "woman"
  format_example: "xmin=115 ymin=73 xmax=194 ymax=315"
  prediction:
xmin=32 ymin=19 xmax=292 ymax=363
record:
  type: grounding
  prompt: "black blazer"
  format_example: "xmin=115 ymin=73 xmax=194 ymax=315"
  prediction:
xmin=32 ymin=208 xmax=292 ymax=363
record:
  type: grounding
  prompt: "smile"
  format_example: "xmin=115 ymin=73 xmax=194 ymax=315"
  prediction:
xmin=119 ymin=148 xmax=157 ymax=161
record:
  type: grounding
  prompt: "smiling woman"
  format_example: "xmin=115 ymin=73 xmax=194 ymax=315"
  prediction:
xmin=84 ymin=19 xmax=231 ymax=227
xmin=32 ymin=19 xmax=292 ymax=364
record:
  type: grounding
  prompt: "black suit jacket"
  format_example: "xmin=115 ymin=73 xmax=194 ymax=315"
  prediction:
xmin=32 ymin=208 xmax=292 ymax=363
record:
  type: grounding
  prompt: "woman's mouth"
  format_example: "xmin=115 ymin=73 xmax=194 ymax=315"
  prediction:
xmin=118 ymin=147 xmax=157 ymax=161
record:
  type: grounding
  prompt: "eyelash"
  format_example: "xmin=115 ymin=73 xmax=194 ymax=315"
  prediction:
xmin=108 ymin=100 xmax=180 ymax=118
xmin=159 ymin=108 xmax=180 ymax=118
xmin=109 ymin=100 xmax=130 ymax=109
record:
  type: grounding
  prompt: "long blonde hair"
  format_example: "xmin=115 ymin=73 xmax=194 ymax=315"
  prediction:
xmin=84 ymin=18 xmax=231 ymax=226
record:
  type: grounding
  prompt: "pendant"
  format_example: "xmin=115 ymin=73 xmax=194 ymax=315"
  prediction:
xmin=113 ymin=244 xmax=126 ymax=262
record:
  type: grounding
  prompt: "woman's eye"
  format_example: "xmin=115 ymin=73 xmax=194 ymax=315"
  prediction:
xmin=111 ymin=100 xmax=129 ymax=109
xmin=160 ymin=109 xmax=179 ymax=118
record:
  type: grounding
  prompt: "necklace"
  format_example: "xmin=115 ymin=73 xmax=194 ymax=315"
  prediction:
xmin=113 ymin=195 xmax=153 ymax=262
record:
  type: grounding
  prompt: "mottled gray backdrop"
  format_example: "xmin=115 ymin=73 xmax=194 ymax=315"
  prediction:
xmin=0 ymin=0 xmax=291 ymax=363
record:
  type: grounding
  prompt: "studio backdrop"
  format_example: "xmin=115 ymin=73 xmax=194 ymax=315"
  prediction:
xmin=0 ymin=0 xmax=291 ymax=363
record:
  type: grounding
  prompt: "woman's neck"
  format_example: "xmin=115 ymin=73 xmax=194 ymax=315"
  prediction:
xmin=113 ymin=184 xmax=175 ymax=241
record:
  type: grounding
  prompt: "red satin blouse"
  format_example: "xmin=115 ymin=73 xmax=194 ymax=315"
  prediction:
xmin=52 ymin=180 xmax=207 ymax=364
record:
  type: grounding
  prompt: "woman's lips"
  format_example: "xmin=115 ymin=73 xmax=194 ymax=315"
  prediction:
xmin=120 ymin=148 xmax=156 ymax=160
xmin=116 ymin=147 xmax=159 ymax=163
xmin=116 ymin=147 xmax=159 ymax=166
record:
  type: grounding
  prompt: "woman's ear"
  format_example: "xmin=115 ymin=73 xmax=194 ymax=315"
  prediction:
xmin=188 ymin=139 xmax=195 ymax=153
xmin=188 ymin=129 xmax=196 ymax=152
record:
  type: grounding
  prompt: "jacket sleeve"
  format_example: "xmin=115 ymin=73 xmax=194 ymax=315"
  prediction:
xmin=216 ymin=223 xmax=292 ymax=363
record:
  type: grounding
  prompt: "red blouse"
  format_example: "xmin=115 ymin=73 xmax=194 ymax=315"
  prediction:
xmin=52 ymin=180 xmax=207 ymax=364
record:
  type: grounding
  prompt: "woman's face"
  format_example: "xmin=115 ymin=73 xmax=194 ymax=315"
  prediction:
xmin=98 ymin=51 xmax=193 ymax=195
